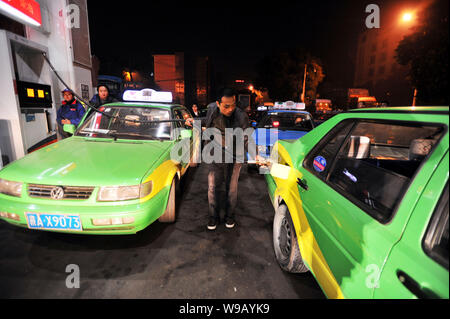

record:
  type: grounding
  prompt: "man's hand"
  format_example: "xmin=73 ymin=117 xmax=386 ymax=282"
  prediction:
xmin=62 ymin=119 xmax=72 ymax=125
xmin=185 ymin=117 xmax=194 ymax=127
xmin=255 ymin=155 xmax=268 ymax=166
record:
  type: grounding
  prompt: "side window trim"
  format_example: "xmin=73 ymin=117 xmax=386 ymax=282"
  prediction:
xmin=423 ymin=182 xmax=449 ymax=270
xmin=324 ymin=120 xmax=359 ymax=182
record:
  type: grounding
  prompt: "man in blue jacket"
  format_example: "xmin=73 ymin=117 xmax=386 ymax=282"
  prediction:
xmin=57 ymin=89 xmax=86 ymax=139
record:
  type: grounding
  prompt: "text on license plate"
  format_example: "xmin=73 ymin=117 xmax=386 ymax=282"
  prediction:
xmin=25 ymin=213 xmax=83 ymax=231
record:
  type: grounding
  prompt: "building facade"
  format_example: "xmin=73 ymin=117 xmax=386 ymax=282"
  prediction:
xmin=354 ymin=2 xmax=419 ymax=106
xmin=153 ymin=53 xmax=211 ymax=108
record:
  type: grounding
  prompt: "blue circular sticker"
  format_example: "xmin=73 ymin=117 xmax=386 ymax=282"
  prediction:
xmin=313 ymin=156 xmax=327 ymax=172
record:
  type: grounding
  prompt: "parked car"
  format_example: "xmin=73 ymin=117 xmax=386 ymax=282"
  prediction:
xmin=248 ymin=102 xmax=314 ymax=168
xmin=265 ymin=107 xmax=449 ymax=298
xmin=0 ymin=89 xmax=196 ymax=235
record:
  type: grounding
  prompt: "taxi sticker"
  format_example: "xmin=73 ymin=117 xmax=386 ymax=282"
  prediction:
xmin=313 ymin=156 xmax=327 ymax=172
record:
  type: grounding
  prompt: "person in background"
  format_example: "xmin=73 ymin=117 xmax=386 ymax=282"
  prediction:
xmin=90 ymin=84 xmax=118 ymax=109
xmin=57 ymin=89 xmax=86 ymax=139
xmin=192 ymin=104 xmax=200 ymax=118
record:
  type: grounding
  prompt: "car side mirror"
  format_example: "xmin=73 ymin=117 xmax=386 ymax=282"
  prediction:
xmin=63 ymin=124 xmax=76 ymax=135
xmin=179 ymin=129 xmax=193 ymax=140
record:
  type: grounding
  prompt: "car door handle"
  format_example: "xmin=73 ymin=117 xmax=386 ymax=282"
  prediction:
xmin=397 ymin=271 xmax=440 ymax=299
xmin=297 ymin=178 xmax=308 ymax=191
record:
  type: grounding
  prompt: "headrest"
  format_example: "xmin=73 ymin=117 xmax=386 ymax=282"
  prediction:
xmin=347 ymin=136 xmax=371 ymax=159
xmin=409 ymin=139 xmax=435 ymax=161
xmin=124 ymin=115 xmax=140 ymax=126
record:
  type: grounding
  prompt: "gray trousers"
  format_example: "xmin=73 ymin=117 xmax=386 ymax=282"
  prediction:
xmin=207 ymin=163 xmax=243 ymax=219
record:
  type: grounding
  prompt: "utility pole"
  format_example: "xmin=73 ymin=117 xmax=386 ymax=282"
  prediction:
xmin=301 ymin=64 xmax=307 ymax=103
xmin=412 ymin=88 xmax=418 ymax=106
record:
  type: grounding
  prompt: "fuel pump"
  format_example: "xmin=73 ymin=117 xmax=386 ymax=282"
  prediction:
xmin=0 ymin=30 xmax=58 ymax=163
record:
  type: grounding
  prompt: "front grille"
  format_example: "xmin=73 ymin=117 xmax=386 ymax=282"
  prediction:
xmin=28 ymin=184 xmax=95 ymax=200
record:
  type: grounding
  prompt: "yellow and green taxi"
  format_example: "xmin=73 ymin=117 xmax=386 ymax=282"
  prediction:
xmin=0 ymin=89 xmax=196 ymax=235
xmin=266 ymin=107 xmax=449 ymax=299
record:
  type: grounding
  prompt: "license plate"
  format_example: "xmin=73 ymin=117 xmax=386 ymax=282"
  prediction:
xmin=25 ymin=212 xmax=83 ymax=231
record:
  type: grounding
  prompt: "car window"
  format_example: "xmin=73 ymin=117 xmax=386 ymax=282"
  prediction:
xmin=258 ymin=112 xmax=314 ymax=131
xmin=327 ymin=121 xmax=444 ymax=223
xmin=173 ymin=108 xmax=193 ymax=129
xmin=76 ymin=106 xmax=172 ymax=140
xmin=305 ymin=119 xmax=355 ymax=179
xmin=423 ymin=183 xmax=449 ymax=270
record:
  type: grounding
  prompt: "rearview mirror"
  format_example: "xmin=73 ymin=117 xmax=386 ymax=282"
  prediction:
xmin=63 ymin=124 xmax=76 ymax=135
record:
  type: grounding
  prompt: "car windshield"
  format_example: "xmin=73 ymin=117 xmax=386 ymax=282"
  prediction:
xmin=258 ymin=112 xmax=314 ymax=131
xmin=76 ymin=106 xmax=172 ymax=141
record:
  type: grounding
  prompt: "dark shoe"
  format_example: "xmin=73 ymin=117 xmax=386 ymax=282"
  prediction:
xmin=225 ymin=216 xmax=235 ymax=229
xmin=207 ymin=217 xmax=219 ymax=231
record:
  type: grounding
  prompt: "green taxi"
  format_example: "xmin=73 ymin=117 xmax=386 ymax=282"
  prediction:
xmin=265 ymin=107 xmax=449 ymax=299
xmin=0 ymin=89 xmax=197 ymax=235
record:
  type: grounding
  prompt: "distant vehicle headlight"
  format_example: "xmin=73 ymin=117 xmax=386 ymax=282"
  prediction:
xmin=97 ymin=181 xmax=153 ymax=202
xmin=0 ymin=179 xmax=23 ymax=197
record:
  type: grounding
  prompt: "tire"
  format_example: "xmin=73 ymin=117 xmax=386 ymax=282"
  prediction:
xmin=159 ymin=178 xmax=177 ymax=223
xmin=273 ymin=204 xmax=309 ymax=273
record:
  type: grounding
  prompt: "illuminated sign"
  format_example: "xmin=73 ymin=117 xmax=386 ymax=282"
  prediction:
xmin=123 ymin=89 xmax=173 ymax=103
xmin=274 ymin=101 xmax=306 ymax=110
xmin=0 ymin=0 xmax=42 ymax=27
xmin=17 ymin=81 xmax=53 ymax=109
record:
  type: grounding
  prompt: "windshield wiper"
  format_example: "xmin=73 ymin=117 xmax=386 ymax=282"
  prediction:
xmin=108 ymin=132 xmax=168 ymax=142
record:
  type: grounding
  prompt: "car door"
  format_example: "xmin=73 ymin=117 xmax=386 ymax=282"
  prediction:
xmin=375 ymin=153 xmax=449 ymax=299
xmin=172 ymin=107 xmax=195 ymax=171
xmin=294 ymin=116 xmax=447 ymax=298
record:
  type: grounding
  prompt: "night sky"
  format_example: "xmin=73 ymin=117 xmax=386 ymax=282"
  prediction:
xmin=86 ymin=0 xmax=394 ymax=89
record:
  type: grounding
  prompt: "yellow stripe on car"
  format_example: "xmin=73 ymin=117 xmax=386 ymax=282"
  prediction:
xmin=140 ymin=160 xmax=180 ymax=203
xmin=272 ymin=142 xmax=345 ymax=299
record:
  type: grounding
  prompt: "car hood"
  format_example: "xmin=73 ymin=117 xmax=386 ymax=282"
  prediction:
xmin=0 ymin=137 xmax=172 ymax=186
xmin=253 ymin=129 xmax=309 ymax=146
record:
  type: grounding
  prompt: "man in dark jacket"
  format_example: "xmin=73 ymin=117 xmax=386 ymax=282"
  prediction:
xmin=57 ymin=89 xmax=86 ymax=139
xmin=89 ymin=85 xmax=118 ymax=108
xmin=203 ymin=88 xmax=259 ymax=231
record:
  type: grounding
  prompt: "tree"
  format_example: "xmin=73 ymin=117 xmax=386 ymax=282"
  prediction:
xmin=255 ymin=48 xmax=325 ymax=105
xmin=396 ymin=0 xmax=449 ymax=105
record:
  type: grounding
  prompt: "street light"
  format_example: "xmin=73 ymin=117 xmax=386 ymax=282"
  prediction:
xmin=402 ymin=12 xmax=413 ymax=22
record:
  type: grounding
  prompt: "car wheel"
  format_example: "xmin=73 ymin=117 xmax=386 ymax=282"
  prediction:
xmin=159 ymin=178 xmax=177 ymax=223
xmin=273 ymin=204 xmax=309 ymax=273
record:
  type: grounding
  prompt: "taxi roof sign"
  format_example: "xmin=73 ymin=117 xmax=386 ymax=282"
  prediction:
xmin=274 ymin=101 xmax=306 ymax=110
xmin=123 ymin=89 xmax=173 ymax=103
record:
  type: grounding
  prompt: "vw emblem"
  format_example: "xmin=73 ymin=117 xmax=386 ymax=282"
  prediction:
xmin=50 ymin=186 xmax=65 ymax=200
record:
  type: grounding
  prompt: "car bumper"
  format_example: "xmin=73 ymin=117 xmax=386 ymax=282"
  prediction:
xmin=0 ymin=186 xmax=170 ymax=235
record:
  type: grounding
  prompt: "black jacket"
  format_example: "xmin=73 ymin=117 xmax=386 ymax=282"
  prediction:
xmin=89 ymin=95 xmax=118 ymax=108
xmin=203 ymin=106 xmax=254 ymax=163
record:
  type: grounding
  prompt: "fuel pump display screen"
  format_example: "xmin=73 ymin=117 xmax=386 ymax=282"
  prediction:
xmin=17 ymin=81 xmax=53 ymax=109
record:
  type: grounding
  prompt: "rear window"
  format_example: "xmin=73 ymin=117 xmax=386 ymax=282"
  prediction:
xmin=258 ymin=112 xmax=314 ymax=131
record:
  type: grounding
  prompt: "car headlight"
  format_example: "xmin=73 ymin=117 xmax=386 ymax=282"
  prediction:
xmin=97 ymin=181 xmax=153 ymax=202
xmin=0 ymin=178 xmax=23 ymax=197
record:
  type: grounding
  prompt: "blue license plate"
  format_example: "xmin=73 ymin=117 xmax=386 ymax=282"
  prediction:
xmin=25 ymin=212 xmax=83 ymax=231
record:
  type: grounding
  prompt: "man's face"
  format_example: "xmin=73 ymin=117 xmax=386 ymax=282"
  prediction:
xmin=63 ymin=92 xmax=73 ymax=102
xmin=98 ymin=87 xmax=109 ymax=100
xmin=192 ymin=105 xmax=198 ymax=113
xmin=218 ymin=96 xmax=236 ymax=117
